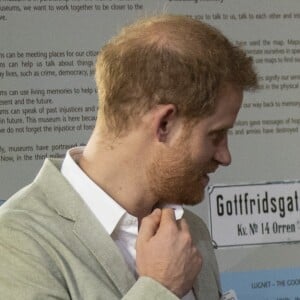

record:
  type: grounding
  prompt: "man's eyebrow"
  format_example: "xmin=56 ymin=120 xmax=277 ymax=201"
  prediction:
xmin=210 ymin=125 xmax=232 ymax=133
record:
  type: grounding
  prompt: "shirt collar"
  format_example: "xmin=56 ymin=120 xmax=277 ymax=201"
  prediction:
xmin=61 ymin=147 xmax=184 ymax=234
xmin=61 ymin=147 xmax=129 ymax=235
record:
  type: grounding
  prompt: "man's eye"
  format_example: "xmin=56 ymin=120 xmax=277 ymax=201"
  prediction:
xmin=211 ymin=130 xmax=226 ymax=144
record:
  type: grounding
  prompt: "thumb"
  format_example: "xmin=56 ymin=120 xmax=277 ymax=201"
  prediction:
xmin=160 ymin=208 xmax=176 ymax=226
xmin=137 ymin=209 xmax=161 ymax=243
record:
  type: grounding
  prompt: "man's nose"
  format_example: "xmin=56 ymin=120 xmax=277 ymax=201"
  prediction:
xmin=214 ymin=138 xmax=231 ymax=166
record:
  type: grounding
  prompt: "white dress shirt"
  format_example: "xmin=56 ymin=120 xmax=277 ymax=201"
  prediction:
xmin=61 ymin=147 xmax=195 ymax=300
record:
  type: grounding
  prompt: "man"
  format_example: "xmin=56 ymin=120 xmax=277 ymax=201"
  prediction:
xmin=0 ymin=15 xmax=257 ymax=299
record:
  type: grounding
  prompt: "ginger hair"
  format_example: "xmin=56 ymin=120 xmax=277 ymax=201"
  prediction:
xmin=95 ymin=14 xmax=258 ymax=135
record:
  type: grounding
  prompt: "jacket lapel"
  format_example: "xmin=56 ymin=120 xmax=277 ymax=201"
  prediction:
xmin=35 ymin=158 xmax=136 ymax=296
xmin=72 ymin=204 xmax=136 ymax=295
xmin=192 ymin=277 xmax=201 ymax=300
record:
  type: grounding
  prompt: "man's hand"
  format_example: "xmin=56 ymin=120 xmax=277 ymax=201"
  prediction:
xmin=136 ymin=208 xmax=202 ymax=298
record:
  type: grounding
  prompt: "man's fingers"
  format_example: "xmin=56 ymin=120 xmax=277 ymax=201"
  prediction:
xmin=177 ymin=218 xmax=190 ymax=232
xmin=160 ymin=208 xmax=176 ymax=225
xmin=137 ymin=209 xmax=161 ymax=242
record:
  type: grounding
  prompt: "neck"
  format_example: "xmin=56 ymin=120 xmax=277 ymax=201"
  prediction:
xmin=78 ymin=126 xmax=156 ymax=219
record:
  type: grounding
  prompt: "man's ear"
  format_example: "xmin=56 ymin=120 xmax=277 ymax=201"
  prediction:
xmin=154 ymin=104 xmax=178 ymax=143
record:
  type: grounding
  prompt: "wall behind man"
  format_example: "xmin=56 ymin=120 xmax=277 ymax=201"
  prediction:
xmin=1 ymin=1 xmax=300 ymax=298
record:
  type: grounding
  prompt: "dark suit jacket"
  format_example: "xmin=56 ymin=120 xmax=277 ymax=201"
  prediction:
xmin=0 ymin=159 xmax=221 ymax=299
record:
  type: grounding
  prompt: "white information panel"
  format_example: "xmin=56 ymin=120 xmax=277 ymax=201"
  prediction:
xmin=2 ymin=1 xmax=300 ymax=298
